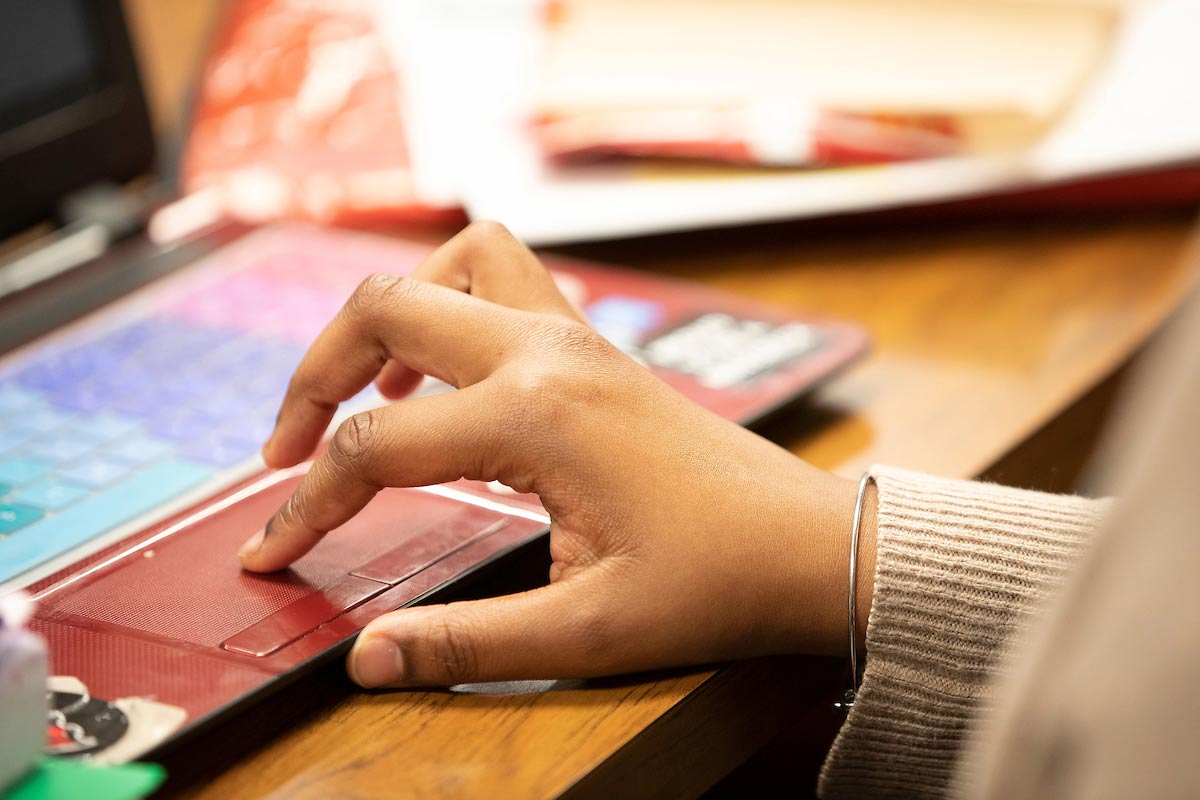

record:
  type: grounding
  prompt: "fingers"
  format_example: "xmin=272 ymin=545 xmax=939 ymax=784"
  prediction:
xmin=411 ymin=220 xmax=586 ymax=324
xmin=374 ymin=358 xmax=423 ymax=400
xmin=361 ymin=222 xmax=589 ymax=404
xmin=262 ymin=276 xmax=524 ymax=468
xmin=346 ymin=570 xmax=627 ymax=687
xmin=241 ymin=384 xmax=507 ymax=572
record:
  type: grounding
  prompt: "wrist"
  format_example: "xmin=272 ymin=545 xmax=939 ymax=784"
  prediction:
xmin=760 ymin=467 xmax=878 ymax=657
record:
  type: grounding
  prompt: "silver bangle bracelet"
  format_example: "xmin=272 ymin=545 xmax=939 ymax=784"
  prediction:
xmin=835 ymin=470 xmax=874 ymax=714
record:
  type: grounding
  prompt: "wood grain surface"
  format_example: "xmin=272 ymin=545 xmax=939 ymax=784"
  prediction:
xmin=123 ymin=1 xmax=1200 ymax=797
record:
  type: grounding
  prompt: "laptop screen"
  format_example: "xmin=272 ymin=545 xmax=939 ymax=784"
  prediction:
xmin=0 ymin=0 xmax=154 ymax=239
xmin=0 ymin=0 xmax=103 ymax=134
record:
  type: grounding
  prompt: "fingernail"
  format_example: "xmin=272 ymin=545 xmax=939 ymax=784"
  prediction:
xmin=238 ymin=528 xmax=266 ymax=561
xmin=350 ymin=636 xmax=404 ymax=688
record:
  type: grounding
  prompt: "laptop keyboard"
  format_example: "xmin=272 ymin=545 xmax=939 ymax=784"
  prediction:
xmin=0 ymin=234 xmax=398 ymax=588
xmin=0 ymin=315 xmax=309 ymax=584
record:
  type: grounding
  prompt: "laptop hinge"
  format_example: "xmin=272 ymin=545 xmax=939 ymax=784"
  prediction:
xmin=0 ymin=182 xmax=152 ymax=301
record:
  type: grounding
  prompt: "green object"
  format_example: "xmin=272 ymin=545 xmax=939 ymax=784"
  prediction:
xmin=3 ymin=758 xmax=165 ymax=800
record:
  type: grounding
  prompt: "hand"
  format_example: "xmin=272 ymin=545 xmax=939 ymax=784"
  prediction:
xmin=239 ymin=221 xmax=875 ymax=688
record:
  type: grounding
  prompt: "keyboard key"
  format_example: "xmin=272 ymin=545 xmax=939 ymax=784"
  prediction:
xmin=107 ymin=435 xmax=174 ymax=466
xmin=46 ymin=387 xmax=109 ymax=413
xmin=22 ymin=407 xmax=71 ymax=435
xmin=177 ymin=435 xmax=258 ymax=468
xmin=0 ymin=504 xmax=44 ymax=534
xmin=57 ymin=457 xmax=132 ymax=489
xmin=218 ymin=413 xmax=275 ymax=447
xmin=67 ymin=413 xmax=142 ymax=442
xmin=0 ymin=459 xmax=213 ymax=583
xmin=0 ymin=458 xmax=54 ymax=486
xmin=11 ymin=480 xmax=89 ymax=511
xmin=586 ymin=296 xmax=663 ymax=337
xmin=0 ymin=427 xmax=37 ymax=457
xmin=0 ymin=386 xmax=39 ymax=413
xmin=148 ymin=409 xmax=223 ymax=442
xmin=24 ymin=431 xmax=103 ymax=463
xmin=108 ymin=384 xmax=164 ymax=417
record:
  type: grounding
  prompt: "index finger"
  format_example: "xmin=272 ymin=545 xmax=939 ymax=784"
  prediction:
xmin=261 ymin=274 xmax=529 ymax=468
xmin=241 ymin=383 xmax=507 ymax=572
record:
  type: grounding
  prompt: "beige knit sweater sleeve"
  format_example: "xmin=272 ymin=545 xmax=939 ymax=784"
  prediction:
xmin=818 ymin=465 xmax=1111 ymax=799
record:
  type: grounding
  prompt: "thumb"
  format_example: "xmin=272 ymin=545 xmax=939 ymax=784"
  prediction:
xmin=346 ymin=573 xmax=622 ymax=688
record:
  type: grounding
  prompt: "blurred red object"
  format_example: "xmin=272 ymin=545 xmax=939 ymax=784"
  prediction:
xmin=182 ymin=0 xmax=461 ymax=227
xmin=532 ymin=106 xmax=962 ymax=167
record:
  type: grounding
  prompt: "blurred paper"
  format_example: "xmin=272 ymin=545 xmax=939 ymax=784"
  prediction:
xmin=537 ymin=0 xmax=1116 ymax=119
xmin=375 ymin=0 xmax=1200 ymax=245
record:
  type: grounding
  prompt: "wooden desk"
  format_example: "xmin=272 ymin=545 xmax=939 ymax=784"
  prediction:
xmin=123 ymin=2 xmax=1200 ymax=797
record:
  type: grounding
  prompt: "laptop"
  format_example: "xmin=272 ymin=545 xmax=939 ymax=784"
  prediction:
xmin=0 ymin=0 xmax=869 ymax=762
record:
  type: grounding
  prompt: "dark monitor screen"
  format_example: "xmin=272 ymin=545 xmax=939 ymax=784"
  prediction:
xmin=0 ymin=0 xmax=154 ymax=238
xmin=0 ymin=1 xmax=104 ymax=132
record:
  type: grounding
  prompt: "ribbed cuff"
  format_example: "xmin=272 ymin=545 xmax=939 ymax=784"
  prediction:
xmin=818 ymin=466 xmax=1110 ymax=799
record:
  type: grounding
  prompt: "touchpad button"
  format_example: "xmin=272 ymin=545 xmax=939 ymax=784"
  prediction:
xmin=221 ymin=574 xmax=386 ymax=657
xmin=351 ymin=507 xmax=510 ymax=585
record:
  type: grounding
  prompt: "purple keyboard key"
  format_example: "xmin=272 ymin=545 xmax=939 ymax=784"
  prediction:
xmin=107 ymin=435 xmax=173 ymax=466
xmin=147 ymin=409 xmax=223 ymax=442
xmin=177 ymin=435 xmax=258 ymax=468
xmin=47 ymin=383 xmax=112 ymax=413
xmin=68 ymin=413 xmax=142 ymax=442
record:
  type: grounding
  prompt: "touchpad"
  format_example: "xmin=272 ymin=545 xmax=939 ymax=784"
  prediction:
xmin=51 ymin=474 xmax=510 ymax=649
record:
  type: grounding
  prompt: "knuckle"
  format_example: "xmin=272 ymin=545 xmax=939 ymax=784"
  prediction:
xmin=426 ymin=612 xmax=482 ymax=685
xmin=460 ymin=219 xmax=514 ymax=248
xmin=285 ymin=371 xmax=339 ymax=412
xmin=274 ymin=490 xmax=310 ymax=535
xmin=329 ymin=411 xmax=379 ymax=470
xmin=348 ymin=273 xmax=413 ymax=319
xmin=507 ymin=320 xmax=617 ymax=422
xmin=541 ymin=319 xmax=609 ymax=360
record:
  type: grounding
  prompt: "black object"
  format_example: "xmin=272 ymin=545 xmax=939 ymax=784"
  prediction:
xmin=0 ymin=0 xmax=154 ymax=239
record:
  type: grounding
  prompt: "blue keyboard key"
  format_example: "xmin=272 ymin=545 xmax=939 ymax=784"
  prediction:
xmin=107 ymin=435 xmax=173 ymax=465
xmin=57 ymin=457 xmax=132 ymax=488
xmin=24 ymin=431 xmax=103 ymax=463
xmin=0 ymin=458 xmax=54 ymax=486
xmin=586 ymin=296 xmax=664 ymax=335
xmin=0 ymin=459 xmax=213 ymax=583
xmin=0 ymin=427 xmax=37 ymax=457
xmin=11 ymin=480 xmax=89 ymax=510
xmin=0 ymin=504 xmax=44 ymax=534
xmin=0 ymin=386 xmax=40 ymax=413
xmin=23 ymin=407 xmax=71 ymax=435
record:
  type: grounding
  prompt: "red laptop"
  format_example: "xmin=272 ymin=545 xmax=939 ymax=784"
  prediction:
xmin=0 ymin=1 xmax=868 ymax=762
